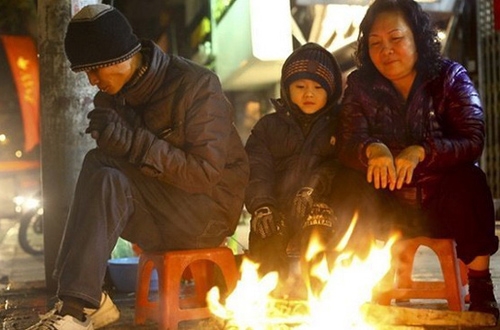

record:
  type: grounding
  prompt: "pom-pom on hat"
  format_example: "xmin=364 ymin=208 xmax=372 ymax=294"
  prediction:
xmin=64 ymin=4 xmax=141 ymax=72
xmin=282 ymin=43 xmax=342 ymax=102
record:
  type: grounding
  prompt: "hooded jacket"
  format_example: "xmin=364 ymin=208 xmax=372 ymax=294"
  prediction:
xmin=94 ymin=40 xmax=249 ymax=234
xmin=244 ymin=44 xmax=342 ymax=217
xmin=338 ymin=59 xmax=485 ymax=204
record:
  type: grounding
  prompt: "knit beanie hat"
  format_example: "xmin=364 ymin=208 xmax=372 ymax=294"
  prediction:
xmin=282 ymin=43 xmax=342 ymax=103
xmin=64 ymin=4 xmax=141 ymax=72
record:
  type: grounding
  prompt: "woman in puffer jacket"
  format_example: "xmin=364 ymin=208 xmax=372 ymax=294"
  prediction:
xmin=337 ymin=0 xmax=498 ymax=320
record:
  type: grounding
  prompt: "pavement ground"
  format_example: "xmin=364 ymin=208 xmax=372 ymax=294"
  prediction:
xmin=1 ymin=218 xmax=500 ymax=330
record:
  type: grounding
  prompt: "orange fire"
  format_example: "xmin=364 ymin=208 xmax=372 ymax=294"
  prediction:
xmin=208 ymin=216 xmax=399 ymax=329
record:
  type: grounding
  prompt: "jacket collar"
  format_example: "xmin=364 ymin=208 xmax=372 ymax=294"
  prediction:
xmin=118 ymin=40 xmax=170 ymax=108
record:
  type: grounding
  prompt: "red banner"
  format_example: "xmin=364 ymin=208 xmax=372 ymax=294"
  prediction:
xmin=0 ymin=35 xmax=40 ymax=153
xmin=495 ymin=0 xmax=500 ymax=31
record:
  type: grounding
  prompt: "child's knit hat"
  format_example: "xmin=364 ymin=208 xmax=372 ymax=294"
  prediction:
xmin=64 ymin=4 xmax=141 ymax=72
xmin=282 ymin=43 xmax=342 ymax=102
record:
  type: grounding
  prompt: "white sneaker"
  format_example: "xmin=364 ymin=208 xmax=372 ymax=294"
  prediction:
xmin=83 ymin=292 xmax=120 ymax=329
xmin=26 ymin=313 xmax=93 ymax=330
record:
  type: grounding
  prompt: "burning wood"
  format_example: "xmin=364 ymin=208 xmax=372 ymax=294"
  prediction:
xmin=208 ymin=234 xmax=397 ymax=329
xmin=361 ymin=303 xmax=497 ymax=327
xmin=205 ymin=317 xmax=427 ymax=330
xmin=205 ymin=223 xmax=496 ymax=330
xmin=202 ymin=299 xmax=496 ymax=329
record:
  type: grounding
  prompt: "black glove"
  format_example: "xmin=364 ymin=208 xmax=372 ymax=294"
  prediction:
xmin=128 ymin=127 xmax=157 ymax=165
xmin=86 ymin=107 xmax=130 ymax=135
xmin=97 ymin=122 xmax=133 ymax=158
xmin=292 ymin=187 xmax=316 ymax=220
xmin=303 ymin=203 xmax=337 ymax=228
xmin=300 ymin=202 xmax=339 ymax=291
xmin=251 ymin=206 xmax=283 ymax=239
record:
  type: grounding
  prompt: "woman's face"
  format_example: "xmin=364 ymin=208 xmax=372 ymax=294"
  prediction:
xmin=289 ymin=79 xmax=328 ymax=115
xmin=368 ymin=11 xmax=418 ymax=84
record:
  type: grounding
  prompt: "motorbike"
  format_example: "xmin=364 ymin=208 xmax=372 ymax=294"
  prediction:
xmin=0 ymin=165 xmax=44 ymax=256
xmin=13 ymin=192 xmax=44 ymax=256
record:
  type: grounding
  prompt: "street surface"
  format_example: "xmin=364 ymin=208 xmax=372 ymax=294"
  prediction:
xmin=1 ymin=218 xmax=500 ymax=329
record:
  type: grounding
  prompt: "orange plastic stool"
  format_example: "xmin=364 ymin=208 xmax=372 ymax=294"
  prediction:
xmin=134 ymin=247 xmax=239 ymax=330
xmin=373 ymin=237 xmax=468 ymax=311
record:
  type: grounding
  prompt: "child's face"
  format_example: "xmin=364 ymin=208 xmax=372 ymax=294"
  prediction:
xmin=289 ymin=79 xmax=328 ymax=114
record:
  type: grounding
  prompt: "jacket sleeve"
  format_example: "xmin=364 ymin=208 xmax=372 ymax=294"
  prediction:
xmin=304 ymin=157 xmax=341 ymax=201
xmin=244 ymin=116 xmax=277 ymax=214
xmin=419 ymin=63 xmax=485 ymax=170
xmin=337 ymin=72 xmax=380 ymax=172
xmin=128 ymin=73 xmax=235 ymax=195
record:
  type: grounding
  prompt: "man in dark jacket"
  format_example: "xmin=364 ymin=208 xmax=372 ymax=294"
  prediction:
xmin=27 ymin=4 xmax=249 ymax=330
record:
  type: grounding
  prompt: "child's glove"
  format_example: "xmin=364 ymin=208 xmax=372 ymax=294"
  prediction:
xmin=303 ymin=203 xmax=336 ymax=228
xmin=251 ymin=206 xmax=283 ymax=239
xmin=292 ymin=187 xmax=316 ymax=220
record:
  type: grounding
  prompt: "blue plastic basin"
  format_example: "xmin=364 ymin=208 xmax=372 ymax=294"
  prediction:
xmin=107 ymin=257 xmax=158 ymax=293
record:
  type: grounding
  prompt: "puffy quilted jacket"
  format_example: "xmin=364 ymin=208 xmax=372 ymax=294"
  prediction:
xmin=244 ymin=99 xmax=339 ymax=216
xmin=338 ymin=59 xmax=485 ymax=204
xmin=94 ymin=40 xmax=249 ymax=233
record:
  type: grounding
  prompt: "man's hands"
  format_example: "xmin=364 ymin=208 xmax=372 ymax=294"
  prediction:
xmin=86 ymin=107 xmax=130 ymax=140
xmin=366 ymin=143 xmax=425 ymax=190
xmin=97 ymin=122 xmax=133 ymax=157
xmin=86 ymin=107 xmax=134 ymax=158
xmin=251 ymin=206 xmax=283 ymax=239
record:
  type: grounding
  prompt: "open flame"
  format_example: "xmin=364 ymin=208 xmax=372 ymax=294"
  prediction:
xmin=208 ymin=216 xmax=399 ymax=329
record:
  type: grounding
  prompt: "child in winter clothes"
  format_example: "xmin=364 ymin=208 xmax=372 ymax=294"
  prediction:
xmin=244 ymin=43 xmax=344 ymax=295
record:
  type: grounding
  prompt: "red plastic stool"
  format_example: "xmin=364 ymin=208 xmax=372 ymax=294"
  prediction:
xmin=134 ymin=247 xmax=239 ymax=330
xmin=373 ymin=237 xmax=468 ymax=311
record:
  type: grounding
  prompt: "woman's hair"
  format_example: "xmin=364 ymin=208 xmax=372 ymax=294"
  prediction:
xmin=355 ymin=0 xmax=442 ymax=79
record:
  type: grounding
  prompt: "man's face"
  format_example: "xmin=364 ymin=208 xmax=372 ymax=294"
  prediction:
xmin=84 ymin=58 xmax=135 ymax=95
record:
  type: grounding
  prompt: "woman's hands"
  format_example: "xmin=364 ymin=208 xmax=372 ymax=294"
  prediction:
xmin=366 ymin=143 xmax=395 ymax=189
xmin=366 ymin=143 xmax=425 ymax=190
xmin=394 ymin=145 xmax=425 ymax=189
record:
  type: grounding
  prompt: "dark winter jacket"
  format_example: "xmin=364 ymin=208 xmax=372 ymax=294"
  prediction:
xmin=245 ymin=43 xmax=343 ymax=220
xmin=338 ymin=59 xmax=485 ymax=204
xmin=244 ymin=99 xmax=339 ymax=217
xmin=94 ymin=40 xmax=249 ymax=233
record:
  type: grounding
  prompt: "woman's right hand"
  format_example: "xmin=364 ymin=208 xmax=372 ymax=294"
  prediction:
xmin=366 ymin=143 xmax=396 ymax=190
